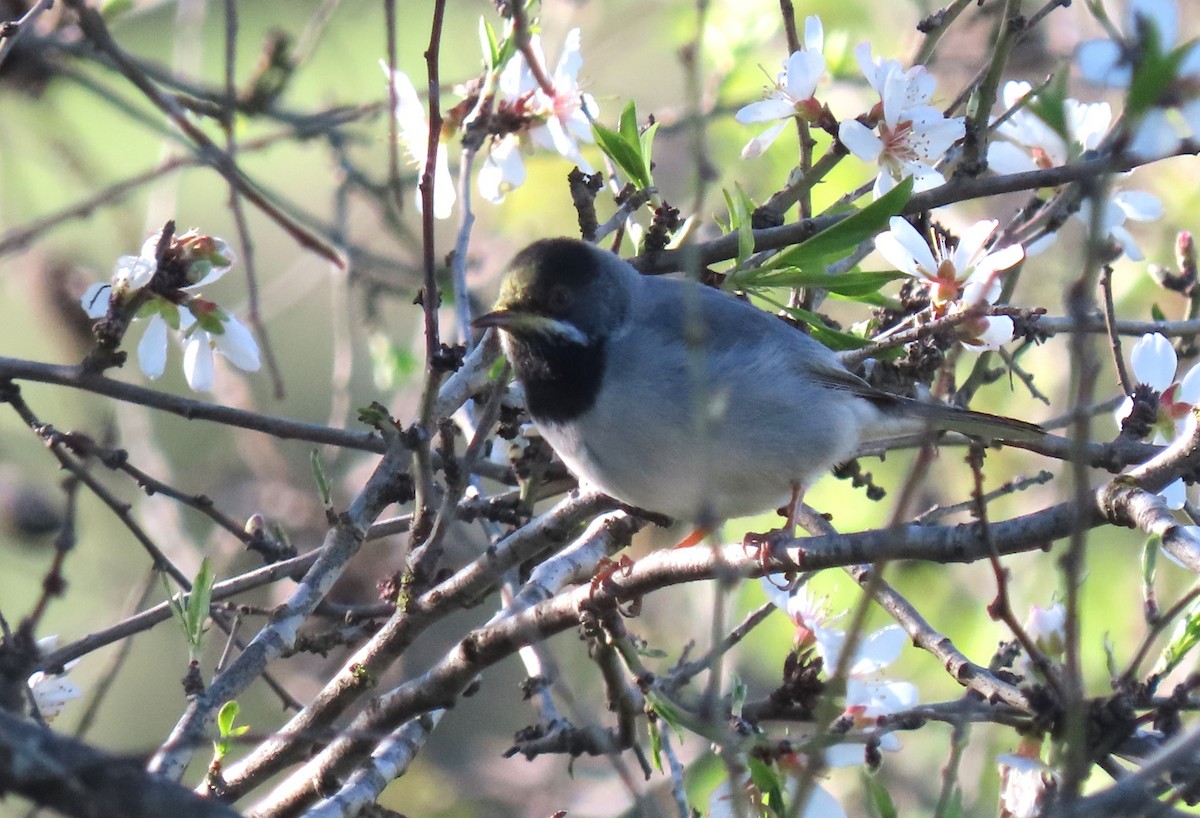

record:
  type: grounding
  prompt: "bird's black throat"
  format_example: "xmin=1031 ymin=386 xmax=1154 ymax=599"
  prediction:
xmin=508 ymin=334 xmax=605 ymax=423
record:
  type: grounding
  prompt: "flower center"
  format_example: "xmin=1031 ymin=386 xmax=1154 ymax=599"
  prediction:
xmin=879 ymin=120 xmax=917 ymax=161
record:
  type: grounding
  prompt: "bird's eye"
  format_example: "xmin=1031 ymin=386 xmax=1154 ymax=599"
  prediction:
xmin=547 ymin=286 xmax=572 ymax=313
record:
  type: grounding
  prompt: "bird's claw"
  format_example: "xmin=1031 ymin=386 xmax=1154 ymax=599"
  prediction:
xmin=742 ymin=528 xmax=789 ymax=575
xmin=589 ymin=554 xmax=635 ymax=597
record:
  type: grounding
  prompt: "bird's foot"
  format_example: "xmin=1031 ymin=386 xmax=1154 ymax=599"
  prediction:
xmin=742 ymin=528 xmax=790 ymax=576
xmin=589 ymin=554 xmax=635 ymax=598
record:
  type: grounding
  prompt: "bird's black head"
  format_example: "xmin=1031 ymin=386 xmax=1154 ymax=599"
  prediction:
xmin=475 ymin=238 xmax=633 ymax=346
xmin=474 ymin=238 xmax=634 ymax=423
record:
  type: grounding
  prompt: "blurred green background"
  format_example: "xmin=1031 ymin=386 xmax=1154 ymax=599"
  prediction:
xmin=3 ymin=0 xmax=1200 ymax=815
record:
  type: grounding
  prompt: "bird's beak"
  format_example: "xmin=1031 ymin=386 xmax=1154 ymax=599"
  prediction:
xmin=473 ymin=309 xmax=587 ymax=344
xmin=472 ymin=308 xmax=521 ymax=331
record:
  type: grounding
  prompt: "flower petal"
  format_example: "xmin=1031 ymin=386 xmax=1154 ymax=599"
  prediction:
xmin=838 ymin=119 xmax=882 ymax=162
xmin=735 ymin=98 xmax=799 ymax=124
xmin=1179 ymin=362 xmax=1200 ymax=405
xmin=782 ymin=49 xmax=824 ymax=100
xmin=848 ymin=624 xmax=906 ymax=676
xmin=1128 ymin=109 xmax=1181 ymax=161
xmin=1131 ymin=333 xmax=1177 ymax=391
xmin=961 ymin=316 xmax=1014 ymax=351
xmin=137 ymin=314 xmax=169 ymax=379
xmin=183 ymin=333 xmax=215 ymax=392
xmin=803 ymin=15 xmax=823 ymax=53
xmin=81 ymin=283 xmax=111 ymax=319
xmin=1160 ymin=478 xmax=1187 ymax=510
xmin=987 ymin=141 xmax=1040 ymax=175
xmin=1076 ymin=39 xmax=1129 ymax=87
xmin=214 ymin=314 xmax=261 ymax=372
xmin=874 ymin=222 xmax=932 ymax=280
xmin=1114 ymin=189 xmax=1164 ymax=222
xmin=1130 ymin=0 xmax=1178 ymax=50
xmin=740 ymin=120 xmax=788 ymax=159
xmin=973 ymin=243 xmax=1025 ymax=280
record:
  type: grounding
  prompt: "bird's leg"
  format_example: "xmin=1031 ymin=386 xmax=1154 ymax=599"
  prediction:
xmin=784 ymin=482 xmax=804 ymax=534
xmin=743 ymin=482 xmax=803 ymax=579
xmin=672 ymin=525 xmax=712 ymax=549
xmin=589 ymin=523 xmax=711 ymax=600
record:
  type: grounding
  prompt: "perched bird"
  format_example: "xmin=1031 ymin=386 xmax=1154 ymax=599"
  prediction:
xmin=474 ymin=237 xmax=1041 ymax=529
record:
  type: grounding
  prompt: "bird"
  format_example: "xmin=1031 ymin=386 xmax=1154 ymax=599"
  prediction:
xmin=473 ymin=237 xmax=1042 ymax=533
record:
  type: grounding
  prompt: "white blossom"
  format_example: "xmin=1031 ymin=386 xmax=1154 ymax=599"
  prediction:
xmin=735 ymin=16 xmax=826 ymax=158
xmin=998 ymin=751 xmax=1057 ymax=818
xmin=180 ymin=307 xmax=262 ymax=393
xmin=1076 ymin=0 xmax=1200 ymax=157
xmin=381 ymin=62 xmax=455 ymax=219
xmin=987 ymin=81 xmax=1111 ymax=174
xmin=1115 ymin=332 xmax=1200 ymax=508
xmin=874 ymin=216 xmax=1023 ymax=349
xmin=28 ymin=636 xmax=81 ymax=723
xmin=838 ymin=45 xmax=964 ymax=197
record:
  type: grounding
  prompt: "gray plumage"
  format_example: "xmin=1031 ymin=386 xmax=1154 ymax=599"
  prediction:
xmin=475 ymin=238 xmax=1040 ymax=523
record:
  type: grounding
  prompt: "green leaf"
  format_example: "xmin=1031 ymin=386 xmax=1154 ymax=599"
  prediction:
xmin=593 ymin=122 xmax=648 ymax=188
xmin=217 ymin=700 xmax=240 ymax=737
xmin=619 ymin=100 xmax=640 ymax=147
xmin=480 ymin=18 xmax=501 ymax=70
xmin=1127 ymin=36 xmax=1187 ymax=117
xmin=639 ymin=121 xmax=659 ymax=178
xmin=647 ymin=717 xmax=664 ymax=773
xmin=1153 ymin=596 xmax=1200 ymax=678
xmin=99 ymin=0 xmax=133 ymax=18
xmin=487 ymin=355 xmax=508 ymax=381
xmin=780 ymin=305 xmax=872 ymax=350
xmin=1151 ymin=303 xmax=1168 ymax=322
xmin=310 ymin=449 xmax=332 ymax=507
xmin=727 ymin=176 xmax=913 ymax=289
xmin=722 ymin=185 xmax=756 ymax=266
xmin=1024 ymin=72 xmax=1069 ymax=143
xmin=862 ymin=770 xmax=898 ymax=818
xmin=161 ymin=571 xmax=187 ymax=637
xmin=185 ymin=558 xmax=214 ymax=647
xmin=1104 ymin=633 xmax=1119 ymax=679
xmin=368 ymin=334 xmax=417 ymax=390
xmin=747 ymin=758 xmax=785 ymax=817
xmin=737 ymin=269 xmax=906 ymax=297
xmin=647 ymin=694 xmax=685 ymax=732
xmin=730 ymin=674 xmax=747 ymax=719
xmin=592 ymin=101 xmax=652 ymax=189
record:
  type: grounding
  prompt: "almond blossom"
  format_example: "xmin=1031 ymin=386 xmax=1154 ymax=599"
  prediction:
xmin=180 ymin=303 xmax=262 ymax=393
xmin=735 ymin=15 xmax=825 ymax=158
xmin=998 ymin=739 xmax=1058 ymax=818
xmin=478 ymin=27 xmax=599 ymax=203
xmin=381 ymin=63 xmax=455 ymax=219
xmin=28 ymin=636 xmax=82 ymax=723
xmin=1076 ymin=0 xmax=1200 ymax=159
xmin=1116 ymin=332 xmax=1200 ymax=508
xmin=838 ymin=45 xmax=964 ymax=197
xmin=987 ymin=80 xmax=1111 ymax=175
xmin=1074 ymin=190 xmax=1163 ymax=262
xmin=760 ymin=579 xmax=918 ymax=768
xmin=80 ymin=229 xmax=261 ymax=392
xmin=874 ymin=216 xmax=1024 ymax=350
xmin=512 ymin=28 xmax=598 ymax=172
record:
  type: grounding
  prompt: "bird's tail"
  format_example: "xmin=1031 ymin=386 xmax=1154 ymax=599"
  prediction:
xmin=877 ymin=395 xmax=1044 ymax=443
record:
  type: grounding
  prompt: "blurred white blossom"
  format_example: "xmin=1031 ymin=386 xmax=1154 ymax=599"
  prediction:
xmin=735 ymin=15 xmax=826 ymax=158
